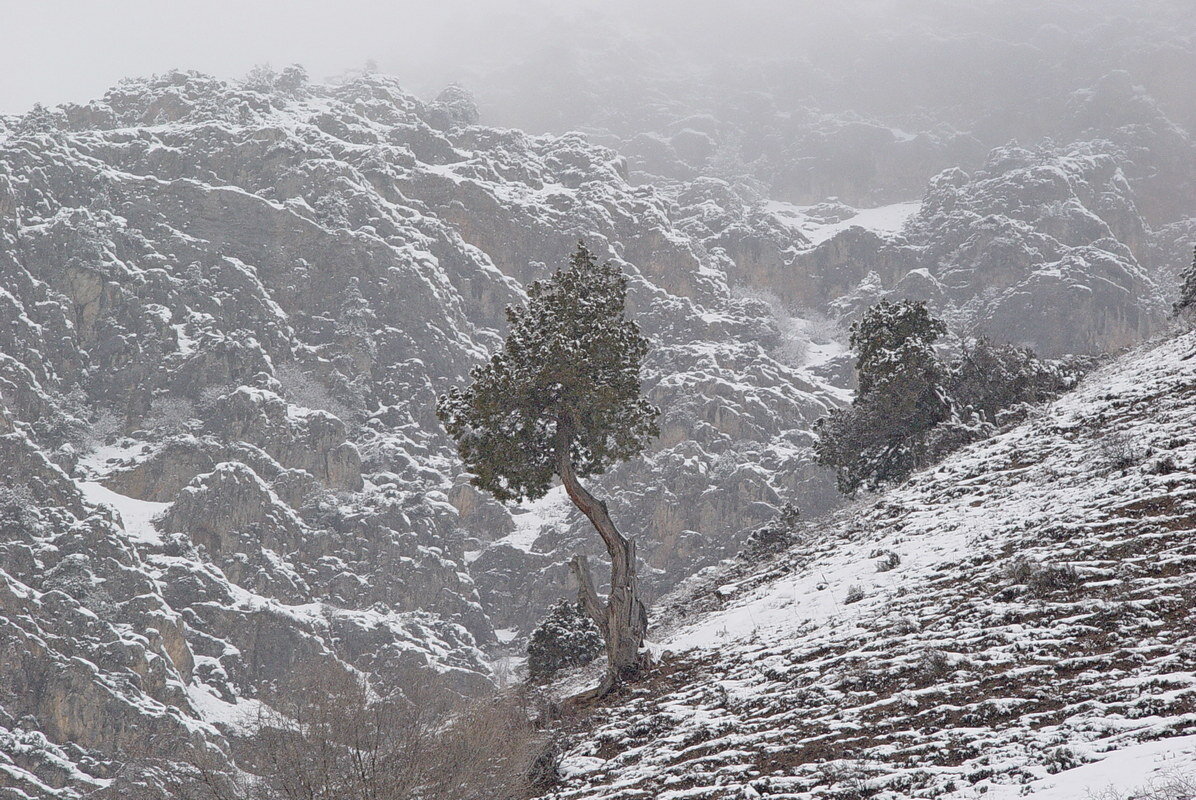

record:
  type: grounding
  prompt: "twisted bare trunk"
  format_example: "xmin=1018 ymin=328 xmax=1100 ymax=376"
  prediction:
xmin=559 ymin=449 xmax=649 ymax=695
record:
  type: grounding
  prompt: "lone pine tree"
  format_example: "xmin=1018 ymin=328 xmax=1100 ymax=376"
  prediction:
xmin=438 ymin=242 xmax=659 ymax=694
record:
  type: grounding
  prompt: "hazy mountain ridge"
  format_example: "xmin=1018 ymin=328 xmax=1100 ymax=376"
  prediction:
xmin=469 ymin=0 xmax=1196 ymax=222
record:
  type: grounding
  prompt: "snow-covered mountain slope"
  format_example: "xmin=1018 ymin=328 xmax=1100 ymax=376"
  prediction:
xmin=697 ymin=145 xmax=1173 ymax=359
xmin=462 ymin=1 xmax=1195 ymax=358
xmin=547 ymin=330 xmax=1196 ymax=800
xmin=0 ymin=67 xmax=1188 ymax=797
xmin=0 ymin=70 xmax=854 ymax=796
xmin=0 ymin=70 xmax=855 ymax=638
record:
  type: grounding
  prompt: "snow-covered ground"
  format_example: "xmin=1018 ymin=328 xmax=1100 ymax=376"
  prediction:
xmin=78 ymin=480 xmax=168 ymax=545
xmin=986 ymin=734 xmax=1196 ymax=800
xmin=548 ymin=331 xmax=1196 ymax=800
xmin=480 ymin=486 xmax=574 ymax=559
xmin=766 ymin=200 xmax=922 ymax=246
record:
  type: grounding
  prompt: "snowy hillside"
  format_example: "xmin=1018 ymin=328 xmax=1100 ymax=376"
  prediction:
xmin=547 ymin=331 xmax=1196 ymax=799
xmin=0 ymin=23 xmax=1190 ymax=796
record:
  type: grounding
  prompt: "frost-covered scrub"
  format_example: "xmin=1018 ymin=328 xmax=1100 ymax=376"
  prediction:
xmin=545 ymin=332 xmax=1196 ymax=800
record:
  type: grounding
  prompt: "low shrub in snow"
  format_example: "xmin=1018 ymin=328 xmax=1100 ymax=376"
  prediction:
xmin=527 ymin=600 xmax=604 ymax=682
xmin=1003 ymin=557 xmax=1082 ymax=598
xmin=1089 ymin=772 xmax=1196 ymax=800
xmin=873 ymin=549 xmax=901 ymax=572
xmin=740 ymin=502 xmax=802 ymax=559
xmin=1099 ymin=431 xmax=1142 ymax=472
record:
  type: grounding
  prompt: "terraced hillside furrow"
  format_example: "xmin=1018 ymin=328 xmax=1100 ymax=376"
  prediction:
xmin=548 ymin=331 xmax=1196 ymax=800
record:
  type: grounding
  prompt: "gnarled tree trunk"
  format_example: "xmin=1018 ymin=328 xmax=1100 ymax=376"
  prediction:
xmin=559 ymin=451 xmax=649 ymax=695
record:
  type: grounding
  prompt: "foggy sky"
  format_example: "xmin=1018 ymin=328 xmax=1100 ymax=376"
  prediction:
xmin=0 ymin=0 xmax=533 ymax=113
xmin=0 ymin=0 xmax=839 ymax=115
xmin=3 ymin=0 xmax=1191 ymax=120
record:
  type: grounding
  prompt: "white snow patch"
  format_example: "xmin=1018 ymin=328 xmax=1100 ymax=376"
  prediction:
xmin=172 ymin=322 xmax=197 ymax=356
xmin=77 ymin=439 xmax=147 ymax=479
xmin=987 ymin=735 xmax=1196 ymax=800
xmin=560 ymin=756 xmax=608 ymax=778
xmin=79 ymin=482 xmax=168 ymax=544
xmin=186 ymin=683 xmax=267 ymax=735
xmin=767 ymin=200 xmax=922 ymax=246
xmin=492 ymin=486 xmax=572 ymax=554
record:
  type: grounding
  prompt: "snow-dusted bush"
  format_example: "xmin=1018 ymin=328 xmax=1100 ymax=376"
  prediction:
xmin=1041 ymin=745 xmax=1084 ymax=774
xmin=79 ymin=407 xmax=123 ymax=454
xmin=241 ymin=63 xmax=278 ymax=93
xmin=1173 ymin=246 xmax=1196 ymax=319
xmin=874 ymin=549 xmax=901 ymax=572
xmin=527 ymin=600 xmax=604 ymax=682
xmin=196 ymin=384 xmax=234 ymax=414
xmin=275 ymin=64 xmax=309 ymax=96
xmin=0 ymin=486 xmax=38 ymax=530
xmin=816 ymin=302 xmax=1084 ymax=496
xmin=739 ymin=502 xmax=802 ymax=559
xmin=142 ymin=396 xmax=198 ymax=435
xmin=1099 ymin=431 xmax=1142 ymax=472
xmin=1148 ymin=453 xmax=1179 ymax=475
xmin=916 ymin=648 xmax=951 ymax=681
xmin=731 ymin=286 xmax=814 ymax=367
xmin=949 ymin=337 xmax=1077 ymax=425
xmin=1089 ymin=773 xmax=1196 ymax=800
xmin=275 ymin=364 xmax=360 ymax=424
xmin=1003 ymin=557 xmax=1081 ymax=598
xmin=169 ymin=666 xmax=553 ymax=800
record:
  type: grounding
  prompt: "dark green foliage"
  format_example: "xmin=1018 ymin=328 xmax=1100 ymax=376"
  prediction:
xmin=851 ymin=299 xmax=947 ymax=397
xmin=815 ymin=300 xmax=950 ymax=495
xmin=815 ymin=301 xmax=1080 ymax=496
xmin=949 ymin=337 xmax=1073 ymax=423
xmin=1175 ymin=245 xmax=1196 ymax=318
xmin=437 ymin=242 xmax=659 ymax=503
xmin=527 ymin=601 xmax=604 ymax=681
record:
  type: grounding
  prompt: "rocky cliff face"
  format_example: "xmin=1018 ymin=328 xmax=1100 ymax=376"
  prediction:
xmin=0 ymin=60 xmax=1188 ymax=795
xmin=757 ymin=145 xmax=1169 ymax=357
xmin=0 ymin=71 xmax=848 ymax=794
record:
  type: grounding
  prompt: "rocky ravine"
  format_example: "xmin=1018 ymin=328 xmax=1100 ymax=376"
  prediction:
xmin=0 ymin=68 xmax=1185 ymax=796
